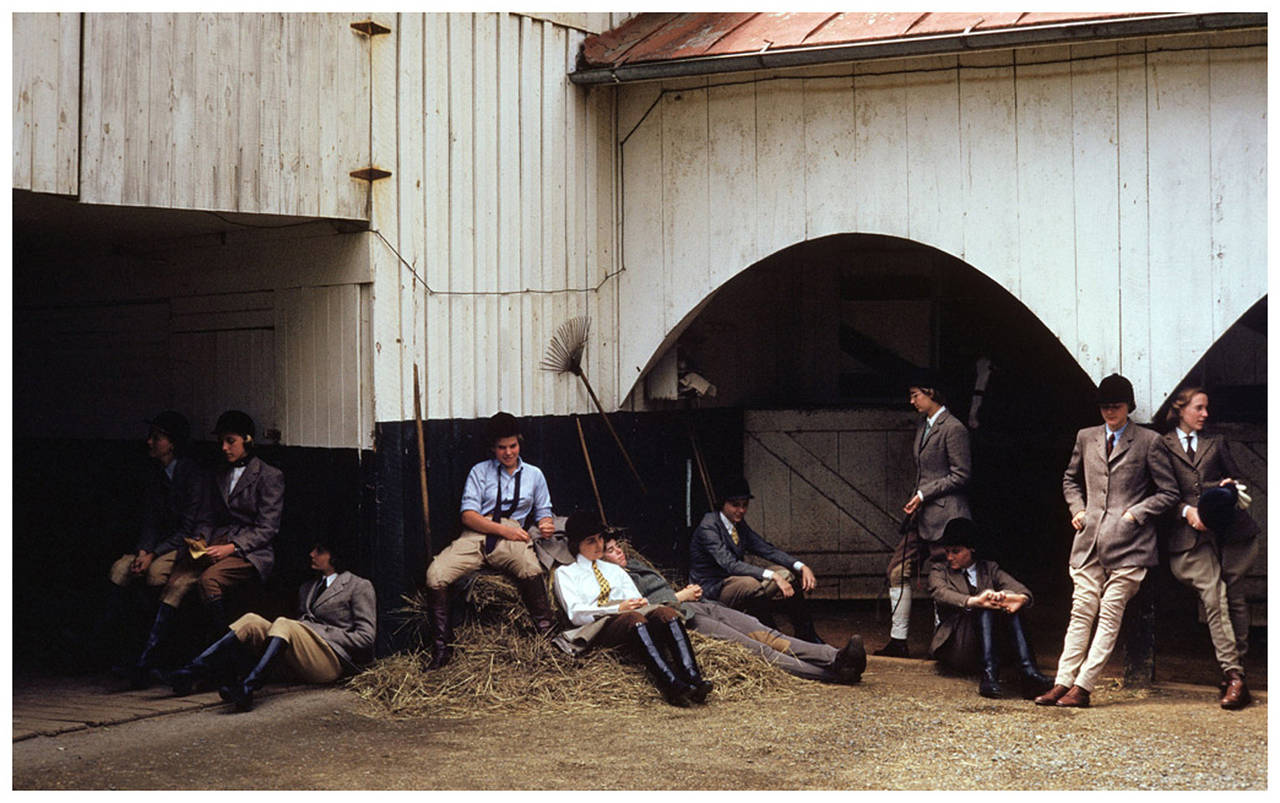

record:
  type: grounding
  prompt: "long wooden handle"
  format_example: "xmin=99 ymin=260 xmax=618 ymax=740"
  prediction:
xmin=576 ymin=416 xmax=607 ymax=527
xmin=413 ymin=364 xmax=431 ymax=551
xmin=688 ymin=425 xmax=715 ymax=511
xmin=576 ymin=371 xmax=648 ymax=495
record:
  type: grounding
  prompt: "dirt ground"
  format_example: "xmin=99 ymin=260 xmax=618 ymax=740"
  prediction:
xmin=12 ymin=652 xmax=1266 ymax=791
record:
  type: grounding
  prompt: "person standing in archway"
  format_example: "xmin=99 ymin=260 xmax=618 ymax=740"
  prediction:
xmin=1035 ymin=373 xmax=1178 ymax=708
xmin=1159 ymin=387 xmax=1260 ymax=709
xmin=876 ymin=372 xmax=972 ymax=658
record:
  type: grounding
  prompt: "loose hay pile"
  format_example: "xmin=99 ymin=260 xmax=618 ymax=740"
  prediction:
xmin=349 ymin=567 xmax=812 ymax=719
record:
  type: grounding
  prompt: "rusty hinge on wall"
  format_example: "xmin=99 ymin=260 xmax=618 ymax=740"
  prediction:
xmin=350 ymin=19 xmax=392 ymax=37
xmin=350 ymin=167 xmax=392 ymax=182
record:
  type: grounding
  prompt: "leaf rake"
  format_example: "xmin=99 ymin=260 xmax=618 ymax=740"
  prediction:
xmin=541 ymin=316 xmax=648 ymax=494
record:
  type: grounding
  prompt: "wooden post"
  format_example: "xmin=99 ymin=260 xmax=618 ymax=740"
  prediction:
xmin=1122 ymin=576 xmax=1156 ymax=688
xmin=413 ymin=363 xmax=431 ymax=555
xmin=576 ymin=416 xmax=607 ymax=527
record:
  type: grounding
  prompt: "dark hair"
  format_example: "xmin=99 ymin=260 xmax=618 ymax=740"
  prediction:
xmin=485 ymin=411 xmax=521 ymax=446
xmin=565 ymin=510 xmax=604 ymax=556
xmin=1165 ymin=386 xmax=1208 ymax=431
xmin=312 ymin=539 xmax=349 ymax=572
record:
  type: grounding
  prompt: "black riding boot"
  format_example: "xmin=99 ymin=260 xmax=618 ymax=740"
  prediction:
xmin=221 ymin=636 xmax=287 ymax=712
xmin=631 ymin=622 xmax=695 ymax=707
xmin=422 ymin=587 xmax=455 ymax=670
xmin=168 ymin=630 xmax=244 ymax=696
xmin=786 ymin=587 xmax=824 ymax=645
xmin=663 ymin=618 xmax=714 ymax=703
xmin=203 ymin=596 xmax=230 ymax=643
xmin=977 ymin=610 xmax=1004 ymax=698
xmin=130 ymin=603 xmax=178 ymax=689
xmin=515 ymin=576 xmax=556 ymax=635
xmin=1008 ymin=612 xmax=1053 ymax=699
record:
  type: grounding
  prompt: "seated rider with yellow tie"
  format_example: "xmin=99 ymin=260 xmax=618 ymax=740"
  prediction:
xmin=688 ymin=477 xmax=823 ymax=644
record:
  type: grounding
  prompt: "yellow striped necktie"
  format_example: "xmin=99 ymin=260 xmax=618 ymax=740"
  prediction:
xmin=730 ymin=524 xmax=739 ymax=546
xmin=591 ymin=560 xmax=611 ymax=605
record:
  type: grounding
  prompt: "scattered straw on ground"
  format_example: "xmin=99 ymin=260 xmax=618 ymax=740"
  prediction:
xmin=349 ymin=571 xmax=813 ymax=720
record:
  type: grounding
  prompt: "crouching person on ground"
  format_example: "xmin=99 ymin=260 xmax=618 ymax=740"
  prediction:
xmin=169 ymin=540 xmax=376 ymax=712
xmin=928 ymin=518 xmax=1052 ymax=699
xmin=603 ymin=534 xmax=864 ymax=684
xmin=554 ymin=511 xmax=713 ymax=707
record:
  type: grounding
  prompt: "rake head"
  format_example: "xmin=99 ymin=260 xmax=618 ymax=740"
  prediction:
xmin=540 ymin=316 xmax=590 ymax=376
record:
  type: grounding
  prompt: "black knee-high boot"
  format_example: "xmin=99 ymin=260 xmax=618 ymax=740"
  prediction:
xmin=977 ymin=609 xmax=1003 ymax=698
xmin=168 ymin=630 xmax=245 ymax=696
xmin=630 ymin=623 xmax=695 ymax=707
xmin=221 ymin=636 xmax=287 ymax=712
xmin=1008 ymin=613 xmax=1052 ymax=699
xmin=203 ymin=596 xmax=229 ymax=642
xmin=130 ymin=603 xmax=178 ymax=689
xmin=663 ymin=618 xmax=714 ymax=703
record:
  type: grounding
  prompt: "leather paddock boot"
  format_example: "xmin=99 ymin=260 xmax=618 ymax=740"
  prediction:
xmin=874 ymin=638 xmax=909 ymax=658
xmin=422 ymin=587 xmax=455 ymax=670
xmin=631 ymin=622 xmax=695 ymax=707
xmin=1055 ymin=685 xmax=1091 ymax=708
xmin=1220 ymin=670 xmax=1252 ymax=710
xmin=663 ymin=619 xmax=713 ymax=704
xmin=515 ymin=576 xmax=556 ymax=636
xmin=1034 ymin=684 xmax=1071 ymax=706
xmin=832 ymin=635 xmax=867 ymax=684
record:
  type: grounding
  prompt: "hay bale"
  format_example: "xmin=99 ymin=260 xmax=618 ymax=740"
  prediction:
xmin=349 ymin=561 xmax=812 ymax=719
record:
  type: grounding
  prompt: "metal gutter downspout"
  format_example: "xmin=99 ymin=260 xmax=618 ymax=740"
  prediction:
xmin=569 ymin=12 xmax=1266 ymax=85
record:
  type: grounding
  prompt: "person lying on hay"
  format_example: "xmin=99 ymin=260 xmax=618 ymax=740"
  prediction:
xmin=602 ymin=534 xmax=865 ymax=684
xmin=553 ymin=510 xmax=713 ymax=707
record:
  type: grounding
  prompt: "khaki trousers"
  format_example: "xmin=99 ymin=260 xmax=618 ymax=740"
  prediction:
xmin=425 ymin=521 xmax=543 ymax=590
xmin=886 ymin=529 xmax=946 ymax=587
xmin=108 ymin=550 xmax=178 ymax=587
xmin=1169 ymin=535 xmax=1259 ymax=673
xmin=160 ymin=553 xmax=257 ymax=607
xmin=718 ymin=566 xmax=792 ymax=609
xmin=1054 ymin=556 xmax=1147 ymax=692
xmin=231 ymin=613 xmax=343 ymax=683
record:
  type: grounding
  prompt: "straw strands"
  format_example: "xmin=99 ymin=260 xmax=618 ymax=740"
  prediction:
xmin=348 ymin=571 xmax=811 ymax=720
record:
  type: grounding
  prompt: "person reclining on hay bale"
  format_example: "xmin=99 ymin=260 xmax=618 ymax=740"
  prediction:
xmin=422 ymin=412 xmax=557 ymax=669
xmin=602 ymin=534 xmax=865 ymax=684
xmin=554 ymin=510 xmax=713 ymax=707
xmin=928 ymin=518 xmax=1052 ymax=700
xmin=167 ymin=538 xmax=376 ymax=712
xmin=689 ymin=477 xmax=823 ymax=644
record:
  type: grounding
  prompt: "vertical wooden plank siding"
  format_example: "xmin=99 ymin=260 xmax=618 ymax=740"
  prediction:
xmin=1147 ymin=48 xmax=1214 ymax=402
xmin=75 ymin=12 xmax=368 ymax=218
xmin=1069 ymin=48 xmax=1122 ymax=382
xmin=616 ymin=36 xmax=1265 ymax=416
xmin=12 ymin=13 xmax=80 ymax=195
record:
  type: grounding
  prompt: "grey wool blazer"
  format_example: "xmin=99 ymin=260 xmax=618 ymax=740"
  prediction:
xmin=297 ymin=571 xmax=377 ymax=673
xmin=1158 ymin=430 xmax=1260 ymax=554
xmin=913 ymin=409 xmax=972 ymax=542
xmin=1062 ymin=423 xmax=1178 ymax=569
xmin=196 ymin=455 xmax=285 ymax=581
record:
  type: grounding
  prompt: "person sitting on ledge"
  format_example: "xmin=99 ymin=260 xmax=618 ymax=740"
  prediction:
xmin=928 ymin=517 xmax=1053 ymax=699
xmin=602 ymin=534 xmax=864 ymax=684
xmin=168 ymin=539 xmax=376 ymax=712
xmin=553 ymin=510 xmax=713 ymax=707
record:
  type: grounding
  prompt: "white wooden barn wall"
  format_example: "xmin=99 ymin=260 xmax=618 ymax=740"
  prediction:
xmin=12 ymin=13 xmax=80 ymax=195
xmin=366 ymin=12 xmax=619 ymax=422
xmin=616 ymin=32 xmax=1268 ymax=419
xmin=13 ymin=227 xmax=374 ymax=448
xmin=77 ymin=12 xmax=371 ymax=218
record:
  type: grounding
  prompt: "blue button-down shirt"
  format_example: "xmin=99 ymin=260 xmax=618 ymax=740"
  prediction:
xmin=459 ymin=457 xmax=553 ymax=525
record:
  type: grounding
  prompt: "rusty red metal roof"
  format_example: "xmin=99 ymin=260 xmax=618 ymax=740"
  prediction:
xmin=580 ymin=11 xmax=1161 ymax=69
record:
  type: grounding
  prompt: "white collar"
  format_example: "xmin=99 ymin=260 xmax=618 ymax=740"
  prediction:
xmin=926 ymin=406 xmax=947 ymax=427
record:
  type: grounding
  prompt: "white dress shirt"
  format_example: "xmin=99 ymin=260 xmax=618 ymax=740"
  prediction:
xmin=555 ymin=553 xmax=643 ymax=627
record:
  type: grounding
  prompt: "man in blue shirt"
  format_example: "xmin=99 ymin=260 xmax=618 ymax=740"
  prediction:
xmin=422 ymin=412 xmax=556 ymax=668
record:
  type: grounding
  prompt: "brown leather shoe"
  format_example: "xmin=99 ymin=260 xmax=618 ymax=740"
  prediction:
xmin=1034 ymin=684 xmax=1070 ymax=706
xmin=1220 ymin=670 xmax=1252 ymax=710
xmin=1055 ymin=685 xmax=1091 ymax=707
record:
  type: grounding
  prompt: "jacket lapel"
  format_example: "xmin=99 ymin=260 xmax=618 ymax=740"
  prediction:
xmin=918 ymin=412 xmax=939 ymax=452
xmin=314 ymin=572 xmax=345 ymax=609
xmin=1164 ymin=430 xmax=1195 ymax=469
xmin=1192 ymin=434 xmax=1213 ymax=469
xmin=1107 ymin=426 xmax=1134 ymax=465
xmin=228 ymin=459 xmax=259 ymax=503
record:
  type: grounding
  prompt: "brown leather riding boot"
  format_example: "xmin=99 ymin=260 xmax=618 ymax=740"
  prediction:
xmin=1220 ymin=669 xmax=1252 ymax=710
xmin=423 ymin=587 xmax=454 ymax=670
xmin=516 ymin=576 xmax=556 ymax=635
